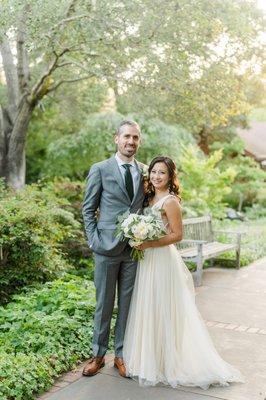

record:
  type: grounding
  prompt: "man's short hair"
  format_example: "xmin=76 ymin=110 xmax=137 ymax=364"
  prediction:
xmin=116 ymin=120 xmax=141 ymax=136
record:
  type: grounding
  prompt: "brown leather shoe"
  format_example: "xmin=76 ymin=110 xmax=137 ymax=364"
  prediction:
xmin=114 ymin=357 xmax=127 ymax=378
xmin=82 ymin=356 xmax=105 ymax=376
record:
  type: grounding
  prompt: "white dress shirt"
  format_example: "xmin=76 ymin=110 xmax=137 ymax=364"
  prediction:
xmin=115 ymin=153 xmax=139 ymax=195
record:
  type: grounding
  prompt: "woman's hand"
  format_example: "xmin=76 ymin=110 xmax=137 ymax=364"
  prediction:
xmin=135 ymin=241 xmax=153 ymax=250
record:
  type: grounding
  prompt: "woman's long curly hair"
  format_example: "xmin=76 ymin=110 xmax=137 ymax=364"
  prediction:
xmin=144 ymin=156 xmax=181 ymax=207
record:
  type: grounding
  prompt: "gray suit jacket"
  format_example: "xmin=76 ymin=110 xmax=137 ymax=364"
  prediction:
xmin=83 ymin=155 xmax=145 ymax=256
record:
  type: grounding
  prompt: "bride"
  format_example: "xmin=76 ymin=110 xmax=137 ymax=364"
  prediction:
xmin=123 ymin=156 xmax=245 ymax=390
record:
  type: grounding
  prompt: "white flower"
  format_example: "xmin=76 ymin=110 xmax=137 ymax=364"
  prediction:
xmin=121 ymin=213 xmax=137 ymax=228
xmin=129 ymin=239 xmax=143 ymax=247
xmin=131 ymin=221 xmax=149 ymax=240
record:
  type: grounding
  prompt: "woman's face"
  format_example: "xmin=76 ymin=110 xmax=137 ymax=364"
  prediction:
xmin=149 ymin=162 xmax=170 ymax=191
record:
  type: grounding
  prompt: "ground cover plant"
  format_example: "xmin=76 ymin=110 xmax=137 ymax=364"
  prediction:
xmin=0 ymin=275 xmax=116 ymax=400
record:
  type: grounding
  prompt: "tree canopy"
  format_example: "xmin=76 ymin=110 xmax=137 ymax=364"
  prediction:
xmin=0 ymin=0 xmax=265 ymax=188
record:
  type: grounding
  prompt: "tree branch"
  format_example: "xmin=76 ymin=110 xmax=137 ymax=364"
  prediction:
xmin=47 ymin=75 xmax=95 ymax=93
xmin=31 ymin=48 xmax=70 ymax=98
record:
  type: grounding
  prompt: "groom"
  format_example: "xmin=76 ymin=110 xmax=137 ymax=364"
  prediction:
xmin=82 ymin=120 xmax=145 ymax=377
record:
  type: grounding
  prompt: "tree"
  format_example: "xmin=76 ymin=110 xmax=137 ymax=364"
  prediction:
xmin=117 ymin=0 xmax=266 ymax=152
xmin=0 ymin=0 xmax=173 ymax=189
xmin=0 ymin=0 xmax=264 ymax=188
xmin=43 ymin=112 xmax=195 ymax=180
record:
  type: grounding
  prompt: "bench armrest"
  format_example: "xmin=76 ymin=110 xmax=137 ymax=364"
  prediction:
xmin=213 ymin=230 xmax=242 ymax=248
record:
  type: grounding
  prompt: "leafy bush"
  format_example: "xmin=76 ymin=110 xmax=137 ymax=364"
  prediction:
xmin=211 ymin=137 xmax=266 ymax=209
xmin=45 ymin=112 xmax=123 ymax=179
xmin=0 ymin=185 xmax=80 ymax=303
xmin=26 ymin=80 xmax=107 ymax=183
xmin=131 ymin=114 xmax=195 ymax=166
xmin=44 ymin=112 xmax=195 ymax=179
xmin=244 ymin=203 xmax=266 ymax=219
xmin=179 ymin=145 xmax=236 ymax=218
xmin=0 ymin=275 xmax=104 ymax=400
xmin=44 ymin=179 xmax=93 ymax=274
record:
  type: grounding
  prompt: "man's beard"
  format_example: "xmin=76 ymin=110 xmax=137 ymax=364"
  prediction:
xmin=122 ymin=147 xmax=136 ymax=157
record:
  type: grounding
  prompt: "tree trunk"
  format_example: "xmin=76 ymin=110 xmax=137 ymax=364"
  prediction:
xmin=198 ymin=126 xmax=210 ymax=155
xmin=0 ymin=108 xmax=5 ymax=178
xmin=0 ymin=100 xmax=33 ymax=190
xmin=6 ymin=100 xmax=33 ymax=190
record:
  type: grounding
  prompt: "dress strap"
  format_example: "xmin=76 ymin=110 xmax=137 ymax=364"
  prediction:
xmin=152 ymin=194 xmax=174 ymax=209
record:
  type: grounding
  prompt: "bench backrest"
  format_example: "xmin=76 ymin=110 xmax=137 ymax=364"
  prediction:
xmin=177 ymin=215 xmax=213 ymax=248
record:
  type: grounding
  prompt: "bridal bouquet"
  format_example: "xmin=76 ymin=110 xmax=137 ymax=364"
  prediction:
xmin=116 ymin=208 xmax=166 ymax=261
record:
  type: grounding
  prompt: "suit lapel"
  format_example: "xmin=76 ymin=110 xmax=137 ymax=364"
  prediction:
xmin=132 ymin=160 xmax=143 ymax=204
xmin=108 ymin=156 xmax=144 ymax=204
xmin=108 ymin=155 xmax=131 ymax=202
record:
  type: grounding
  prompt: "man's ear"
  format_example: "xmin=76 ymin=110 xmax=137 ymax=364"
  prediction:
xmin=114 ymin=134 xmax=118 ymax=144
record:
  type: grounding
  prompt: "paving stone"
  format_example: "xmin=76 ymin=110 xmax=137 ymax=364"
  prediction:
xmin=61 ymin=371 xmax=82 ymax=383
xmin=36 ymin=258 xmax=266 ymax=400
xmin=224 ymin=324 xmax=239 ymax=330
xmin=246 ymin=327 xmax=259 ymax=334
xmin=215 ymin=322 xmax=227 ymax=328
xmin=235 ymin=325 xmax=249 ymax=332
xmin=205 ymin=321 xmax=217 ymax=327
xmin=54 ymin=379 xmax=70 ymax=388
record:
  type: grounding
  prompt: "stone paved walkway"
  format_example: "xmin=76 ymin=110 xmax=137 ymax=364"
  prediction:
xmin=37 ymin=257 xmax=266 ymax=400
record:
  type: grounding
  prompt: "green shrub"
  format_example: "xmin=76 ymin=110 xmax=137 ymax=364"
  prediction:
xmin=44 ymin=112 xmax=195 ymax=180
xmin=211 ymin=138 xmax=266 ymax=209
xmin=43 ymin=179 xmax=93 ymax=274
xmin=131 ymin=114 xmax=195 ymax=166
xmin=0 ymin=275 xmax=103 ymax=400
xmin=0 ymin=185 xmax=80 ymax=303
xmin=26 ymin=80 xmax=107 ymax=183
xmin=45 ymin=112 xmax=123 ymax=179
xmin=179 ymin=145 xmax=236 ymax=218
xmin=244 ymin=203 xmax=266 ymax=219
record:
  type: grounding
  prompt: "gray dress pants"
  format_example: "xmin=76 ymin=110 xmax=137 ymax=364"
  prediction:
xmin=92 ymin=246 xmax=137 ymax=357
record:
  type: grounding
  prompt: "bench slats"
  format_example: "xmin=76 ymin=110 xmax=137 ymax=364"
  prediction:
xmin=177 ymin=215 xmax=242 ymax=287
xmin=183 ymin=215 xmax=211 ymax=225
xmin=179 ymin=242 xmax=237 ymax=259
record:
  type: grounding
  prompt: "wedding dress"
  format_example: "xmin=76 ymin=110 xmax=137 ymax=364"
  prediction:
xmin=123 ymin=194 xmax=245 ymax=390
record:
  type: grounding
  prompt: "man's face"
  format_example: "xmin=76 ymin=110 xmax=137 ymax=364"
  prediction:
xmin=115 ymin=125 xmax=141 ymax=158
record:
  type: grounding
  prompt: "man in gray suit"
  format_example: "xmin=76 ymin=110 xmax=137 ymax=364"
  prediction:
xmin=82 ymin=120 xmax=145 ymax=377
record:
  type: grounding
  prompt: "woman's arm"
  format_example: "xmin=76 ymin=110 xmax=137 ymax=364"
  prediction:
xmin=137 ymin=197 xmax=182 ymax=250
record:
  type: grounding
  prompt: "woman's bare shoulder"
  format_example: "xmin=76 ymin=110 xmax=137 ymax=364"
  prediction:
xmin=164 ymin=195 xmax=181 ymax=208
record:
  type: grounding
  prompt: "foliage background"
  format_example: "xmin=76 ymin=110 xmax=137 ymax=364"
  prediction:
xmin=0 ymin=0 xmax=265 ymax=398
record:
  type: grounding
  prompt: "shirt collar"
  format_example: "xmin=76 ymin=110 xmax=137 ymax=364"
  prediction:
xmin=115 ymin=153 xmax=135 ymax=168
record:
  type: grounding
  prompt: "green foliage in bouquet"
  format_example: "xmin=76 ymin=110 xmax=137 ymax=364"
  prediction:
xmin=0 ymin=275 xmax=104 ymax=400
xmin=115 ymin=208 xmax=166 ymax=261
xmin=180 ymin=145 xmax=236 ymax=218
xmin=0 ymin=184 xmax=80 ymax=303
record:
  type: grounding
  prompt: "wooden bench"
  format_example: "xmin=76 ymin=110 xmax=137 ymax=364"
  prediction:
xmin=176 ymin=215 xmax=242 ymax=287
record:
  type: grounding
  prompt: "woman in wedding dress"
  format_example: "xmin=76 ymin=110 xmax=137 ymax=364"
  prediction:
xmin=123 ymin=156 xmax=245 ymax=390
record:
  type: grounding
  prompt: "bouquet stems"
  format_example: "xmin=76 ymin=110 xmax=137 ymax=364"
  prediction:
xmin=130 ymin=248 xmax=145 ymax=261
